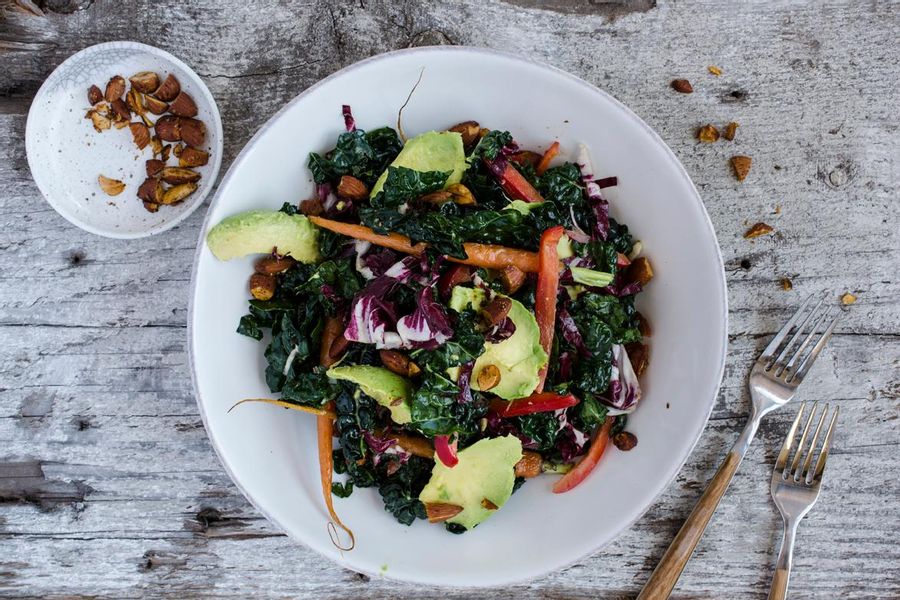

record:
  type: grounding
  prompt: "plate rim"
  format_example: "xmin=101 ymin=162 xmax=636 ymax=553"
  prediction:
xmin=25 ymin=40 xmax=224 ymax=239
xmin=187 ymin=45 xmax=729 ymax=587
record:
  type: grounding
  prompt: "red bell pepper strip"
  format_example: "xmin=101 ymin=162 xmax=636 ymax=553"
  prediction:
xmin=434 ymin=434 xmax=459 ymax=468
xmin=552 ymin=417 xmax=615 ymax=494
xmin=486 ymin=159 xmax=545 ymax=203
xmin=535 ymin=226 xmax=565 ymax=391
xmin=616 ymin=252 xmax=631 ymax=268
xmin=489 ymin=392 xmax=579 ymax=418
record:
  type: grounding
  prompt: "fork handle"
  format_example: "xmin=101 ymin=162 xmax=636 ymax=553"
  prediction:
xmin=768 ymin=520 xmax=798 ymax=600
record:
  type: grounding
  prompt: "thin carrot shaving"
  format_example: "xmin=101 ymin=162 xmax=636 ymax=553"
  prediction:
xmin=318 ymin=407 xmax=355 ymax=550
xmin=448 ymin=243 xmax=540 ymax=273
xmin=308 ymin=216 xmax=425 ymax=255
xmin=228 ymin=398 xmax=335 ymax=419
xmin=535 ymin=141 xmax=560 ymax=176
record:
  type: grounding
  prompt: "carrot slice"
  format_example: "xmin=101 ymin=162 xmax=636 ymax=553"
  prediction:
xmin=534 ymin=226 xmax=565 ymax=391
xmin=535 ymin=141 xmax=560 ymax=176
xmin=552 ymin=417 xmax=615 ymax=493
xmin=317 ymin=406 xmax=354 ymax=550
xmin=228 ymin=398 xmax=335 ymax=419
xmin=308 ymin=216 xmax=426 ymax=255
xmin=447 ymin=243 xmax=540 ymax=273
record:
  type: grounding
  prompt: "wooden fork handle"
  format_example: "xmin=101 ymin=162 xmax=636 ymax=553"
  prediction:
xmin=636 ymin=450 xmax=742 ymax=600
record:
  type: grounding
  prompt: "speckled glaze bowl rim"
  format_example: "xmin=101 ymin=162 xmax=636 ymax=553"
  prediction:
xmin=188 ymin=45 xmax=728 ymax=588
xmin=25 ymin=40 xmax=224 ymax=239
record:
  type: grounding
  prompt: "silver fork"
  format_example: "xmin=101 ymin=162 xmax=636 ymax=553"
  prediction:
xmin=768 ymin=402 xmax=839 ymax=600
xmin=637 ymin=294 xmax=840 ymax=600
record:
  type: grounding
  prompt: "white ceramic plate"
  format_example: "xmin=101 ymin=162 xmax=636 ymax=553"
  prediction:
xmin=26 ymin=41 xmax=223 ymax=238
xmin=189 ymin=47 xmax=727 ymax=587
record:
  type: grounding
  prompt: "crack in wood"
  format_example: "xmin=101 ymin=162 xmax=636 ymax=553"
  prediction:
xmin=501 ymin=0 xmax=656 ymax=17
xmin=0 ymin=461 xmax=94 ymax=511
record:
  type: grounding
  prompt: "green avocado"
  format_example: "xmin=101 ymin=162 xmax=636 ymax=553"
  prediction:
xmin=369 ymin=131 xmax=467 ymax=197
xmin=206 ymin=210 xmax=320 ymax=263
xmin=419 ymin=435 xmax=523 ymax=530
xmin=448 ymin=286 xmax=548 ymax=400
xmin=326 ymin=365 xmax=412 ymax=424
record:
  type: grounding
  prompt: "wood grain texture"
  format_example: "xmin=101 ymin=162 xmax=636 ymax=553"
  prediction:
xmin=1 ymin=0 xmax=899 ymax=598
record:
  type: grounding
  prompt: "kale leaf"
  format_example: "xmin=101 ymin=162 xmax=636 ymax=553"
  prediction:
xmin=334 ymin=386 xmax=378 ymax=488
xmin=516 ymin=411 xmax=560 ymax=452
xmin=308 ymin=127 xmax=403 ymax=186
xmin=376 ymin=455 xmax=432 ymax=525
xmin=470 ymin=130 xmax=513 ymax=161
xmin=331 ymin=481 xmax=354 ymax=498
xmin=370 ymin=166 xmax=451 ymax=210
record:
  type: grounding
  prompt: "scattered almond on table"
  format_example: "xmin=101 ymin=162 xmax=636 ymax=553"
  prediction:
xmin=723 ymin=121 xmax=739 ymax=141
xmin=697 ymin=124 xmax=720 ymax=142
xmin=780 ymin=278 xmax=793 ymax=291
xmin=731 ymin=155 xmax=752 ymax=181
xmin=84 ymin=71 xmax=210 ymax=212
xmin=744 ymin=222 xmax=773 ymax=239
xmin=671 ymin=79 xmax=693 ymax=93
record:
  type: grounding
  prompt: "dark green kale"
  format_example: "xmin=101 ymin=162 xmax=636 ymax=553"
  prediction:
xmin=611 ymin=414 xmax=628 ymax=436
xmin=331 ymin=481 xmax=354 ymax=498
xmin=573 ymin=394 xmax=609 ymax=431
xmin=515 ymin=411 xmax=560 ymax=452
xmin=376 ymin=456 xmax=432 ymax=525
xmin=308 ymin=127 xmax=403 ymax=186
xmin=334 ymin=386 xmax=378 ymax=488
xmin=470 ymin=130 xmax=513 ymax=161
xmin=370 ymin=166 xmax=451 ymax=210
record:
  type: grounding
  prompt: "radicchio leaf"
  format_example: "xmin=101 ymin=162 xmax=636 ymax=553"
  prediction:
xmin=457 ymin=361 xmax=474 ymax=404
xmin=485 ymin=317 xmax=516 ymax=343
xmin=396 ymin=287 xmax=454 ymax=350
xmin=558 ymin=307 xmax=590 ymax=356
xmin=602 ymin=344 xmax=642 ymax=415
xmin=577 ymin=143 xmax=609 ymax=241
xmin=341 ymin=104 xmax=356 ymax=132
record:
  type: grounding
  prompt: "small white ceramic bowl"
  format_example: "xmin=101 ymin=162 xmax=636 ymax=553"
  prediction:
xmin=190 ymin=47 xmax=728 ymax=587
xmin=26 ymin=41 xmax=223 ymax=238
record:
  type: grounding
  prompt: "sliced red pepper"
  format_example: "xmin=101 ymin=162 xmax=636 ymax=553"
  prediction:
xmin=616 ymin=252 xmax=631 ymax=268
xmin=535 ymin=226 xmax=565 ymax=391
xmin=486 ymin=159 xmax=545 ymax=203
xmin=490 ymin=392 xmax=579 ymax=418
xmin=552 ymin=417 xmax=615 ymax=494
xmin=434 ymin=434 xmax=459 ymax=468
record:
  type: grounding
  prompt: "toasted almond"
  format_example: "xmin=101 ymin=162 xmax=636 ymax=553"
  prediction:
xmin=731 ymin=155 xmax=752 ymax=181
xmin=146 ymin=159 xmax=165 ymax=177
xmin=154 ymin=115 xmax=181 ymax=142
xmin=724 ymin=121 xmax=739 ymax=141
xmin=336 ymin=175 xmax=368 ymax=200
xmin=87 ymin=85 xmax=103 ymax=105
xmin=172 ymin=143 xmax=184 ymax=158
xmin=499 ymin=265 xmax=526 ymax=294
xmin=379 ymin=350 xmax=421 ymax=378
xmin=137 ymin=177 xmax=162 ymax=203
xmin=780 ymin=278 xmax=793 ymax=291
xmin=112 ymin=116 xmax=129 ymax=129
xmin=87 ymin=108 xmax=112 ymax=132
xmin=110 ymin=98 xmax=130 ymax=120
xmin=160 ymin=166 xmax=201 ymax=185
xmin=514 ymin=451 xmax=543 ymax=478
xmin=160 ymin=182 xmax=198 ymax=205
xmin=249 ymin=273 xmax=276 ymax=301
xmin=509 ymin=150 xmax=542 ymax=167
xmin=149 ymin=136 xmax=163 ymax=156
xmin=97 ymin=175 xmax=125 ymax=196
xmin=476 ymin=364 xmax=501 ymax=391
xmin=178 ymin=117 xmax=205 ymax=147
xmin=481 ymin=296 xmax=512 ymax=327
xmin=299 ymin=198 xmax=324 ymax=216
xmin=697 ymin=124 xmax=720 ymax=143
xmin=168 ymin=91 xmax=198 ymax=117
xmin=424 ymin=502 xmax=463 ymax=523
xmin=744 ymin=222 xmax=774 ymax=239
xmin=447 ymin=183 xmax=475 ymax=206
xmin=626 ymin=257 xmax=654 ymax=286
xmin=142 ymin=200 xmax=160 ymax=213
xmin=126 ymin=88 xmax=144 ymax=115
xmin=129 ymin=71 xmax=160 ymax=94
xmin=418 ymin=190 xmax=452 ymax=204
xmin=104 ymin=75 xmax=125 ymax=102
xmin=129 ymin=122 xmax=151 ymax=150
xmin=841 ymin=292 xmax=857 ymax=305
xmin=154 ymin=73 xmax=181 ymax=101
xmin=143 ymin=94 xmax=169 ymax=115
xmin=161 ymin=144 xmax=171 ymax=162
xmin=612 ymin=431 xmax=638 ymax=451
xmin=178 ymin=146 xmax=209 ymax=167
xmin=671 ymin=78 xmax=693 ymax=93
xmin=635 ymin=311 xmax=652 ymax=337
xmin=447 ymin=120 xmax=481 ymax=147
xmin=254 ymin=255 xmax=297 ymax=275
xmin=625 ymin=342 xmax=649 ymax=377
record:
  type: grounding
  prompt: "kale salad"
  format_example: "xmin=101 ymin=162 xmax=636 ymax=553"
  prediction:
xmin=206 ymin=106 xmax=653 ymax=547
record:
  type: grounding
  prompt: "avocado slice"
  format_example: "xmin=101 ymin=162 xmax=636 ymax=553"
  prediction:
xmin=419 ymin=435 xmax=523 ymax=530
xmin=206 ymin=210 xmax=320 ymax=263
xmin=448 ymin=286 xmax=548 ymax=400
xmin=326 ymin=365 xmax=412 ymax=424
xmin=369 ymin=131 xmax=467 ymax=197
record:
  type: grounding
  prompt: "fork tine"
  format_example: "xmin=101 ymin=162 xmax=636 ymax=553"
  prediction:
xmin=760 ymin=294 xmax=814 ymax=363
xmin=775 ymin=402 xmax=806 ymax=473
xmin=771 ymin=293 xmax=827 ymax=372
xmin=797 ymin=404 xmax=829 ymax=481
xmin=789 ymin=311 xmax=840 ymax=384
xmin=788 ymin=401 xmax=818 ymax=477
xmin=782 ymin=306 xmax=835 ymax=375
xmin=812 ymin=406 xmax=839 ymax=482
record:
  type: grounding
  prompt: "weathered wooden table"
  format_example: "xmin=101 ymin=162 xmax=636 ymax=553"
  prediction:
xmin=2 ymin=1 xmax=898 ymax=598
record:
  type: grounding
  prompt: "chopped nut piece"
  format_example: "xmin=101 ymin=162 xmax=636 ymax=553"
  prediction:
xmin=481 ymin=498 xmax=499 ymax=510
xmin=731 ymin=155 xmax=752 ymax=181
xmin=110 ymin=98 xmax=130 ymax=120
xmin=481 ymin=296 xmax=512 ymax=327
xmin=159 ymin=182 xmax=198 ymax=205
xmin=160 ymin=166 xmax=201 ymax=184
xmin=178 ymin=146 xmax=209 ymax=167
xmin=129 ymin=122 xmax=151 ymax=150
xmin=508 ymin=150 xmax=542 ymax=167
xmin=841 ymin=292 xmax=857 ymax=305
xmin=143 ymin=95 xmax=168 ymax=115
xmin=514 ymin=451 xmax=543 ymax=478
xmin=97 ymin=175 xmax=125 ymax=196
xmin=153 ymin=73 xmax=181 ymax=101
xmin=379 ymin=350 xmax=421 ymax=378
xmin=499 ymin=265 xmax=527 ymax=294
xmin=178 ymin=117 xmax=206 ymax=147
xmin=161 ymin=144 xmax=172 ymax=162
xmin=478 ymin=127 xmax=490 ymax=139
xmin=142 ymin=200 xmax=159 ymax=213
xmin=418 ymin=190 xmax=452 ymax=204
xmin=172 ymin=143 xmax=184 ymax=158
xmin=724 ymin=121 xmax=739 ymax=141
xmin=625 ymin=342 xmax=649 ymax=377
xmin=635 ymin=311 xmax=652 ymax=336
xmin=336 ymin=175 xmax=368 ymax=200
xmin=744 ymin=222 xmax=774 ymax=239
xmin=447 ymin=120 xmax=480 ymax=147
xmin=104 ymin=75 xmax=126 ymax=102
xmin=299 ymin=198 xmax=324 ymax=216
xmin=708 ymin=65 xmax=723 ymax=76
xmin=126 ymin=88 xmax=144 ymax=115
xmin=129 ymin=71 xmax=160 ymax=94
xmin=146 ymin=159 xmax=165 ymax=177
xmin=447 ymin=183 xmax=475 ymax=205
xmin=168 ymin=91 xmax=198 ymax=118
xmin=424 ymin=502 xmax=463 ymax=523
xmin=112 ymin=115 xmax=129 ymax=129
xmin=87 ymin=85 xmax=103 ymax=105
xmin=137 ymin=177 xmax=162 ymax=204
xmin=249 ymin=273 xmax=276 ymax=301
xmin=697 ymin=124 xmax=720 ymax=142
xmin=154 ymin=115 xmax=181 ymax=141
xmin=613 ymin=431 xmax=638 ymax=451
xmin=476 ymin=364 xmax=501 ymax=391
xmin=626 ymin=257 xmax=654 ymax=286
xmin=254 ymin=255 xmax=296 ymax=275
xmin=671 ymin=79 xmax=693 ymax=93
xmin=780 ymin=278 xmax=793 ymax=291
xmin=149 ymin=136 xmax=163 ymax=156
xmin=87 ymin=108 xmax=112 ymax=132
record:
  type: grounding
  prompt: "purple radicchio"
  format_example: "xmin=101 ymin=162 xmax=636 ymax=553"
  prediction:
xmin=485 ymin=412 xmax=540 ymax=450
xmin=599 ymin=271 xmax=643 ymax=297
xmin=557 ymin=307 xmax=590 ymax=356
xmin=485 ymin=317 xmax=516 ymax=343
xmin=363 ymin=430 xmax=411 ymax=467
xmin=341 ymin=104 xmax=356 ymax=132
xmin=396 ymin=287 xmax=454 ymax=350
xmin=344 ymin=276 xmax=403 ymax=348
xmin=317 ymin=182 xmax=338 ymax=213
xmin=576 ymin=143 xmax=609 ymax=241
xmin=602 ymin=344 xmax=642 ymax=415
xmin=457 ymin=361 xmax=475 ymax=404
xmin=554 ymin=409 xmax=591 ymax=463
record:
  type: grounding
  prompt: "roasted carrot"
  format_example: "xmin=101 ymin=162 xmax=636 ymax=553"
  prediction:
xmin=447 ymin=243 xmax=540 ymax=273
xmin=320 ymin=316 xmax=344 ymax=368
xmin=228 ymin=398 xmax=336 ymax=419
xmin=317 ymin=406 xmax=354 ymax=550
xmin=308 ymin=216 xmax=426 ymax=255
xmin=535 ymin=141 xmax=560 ymax=176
